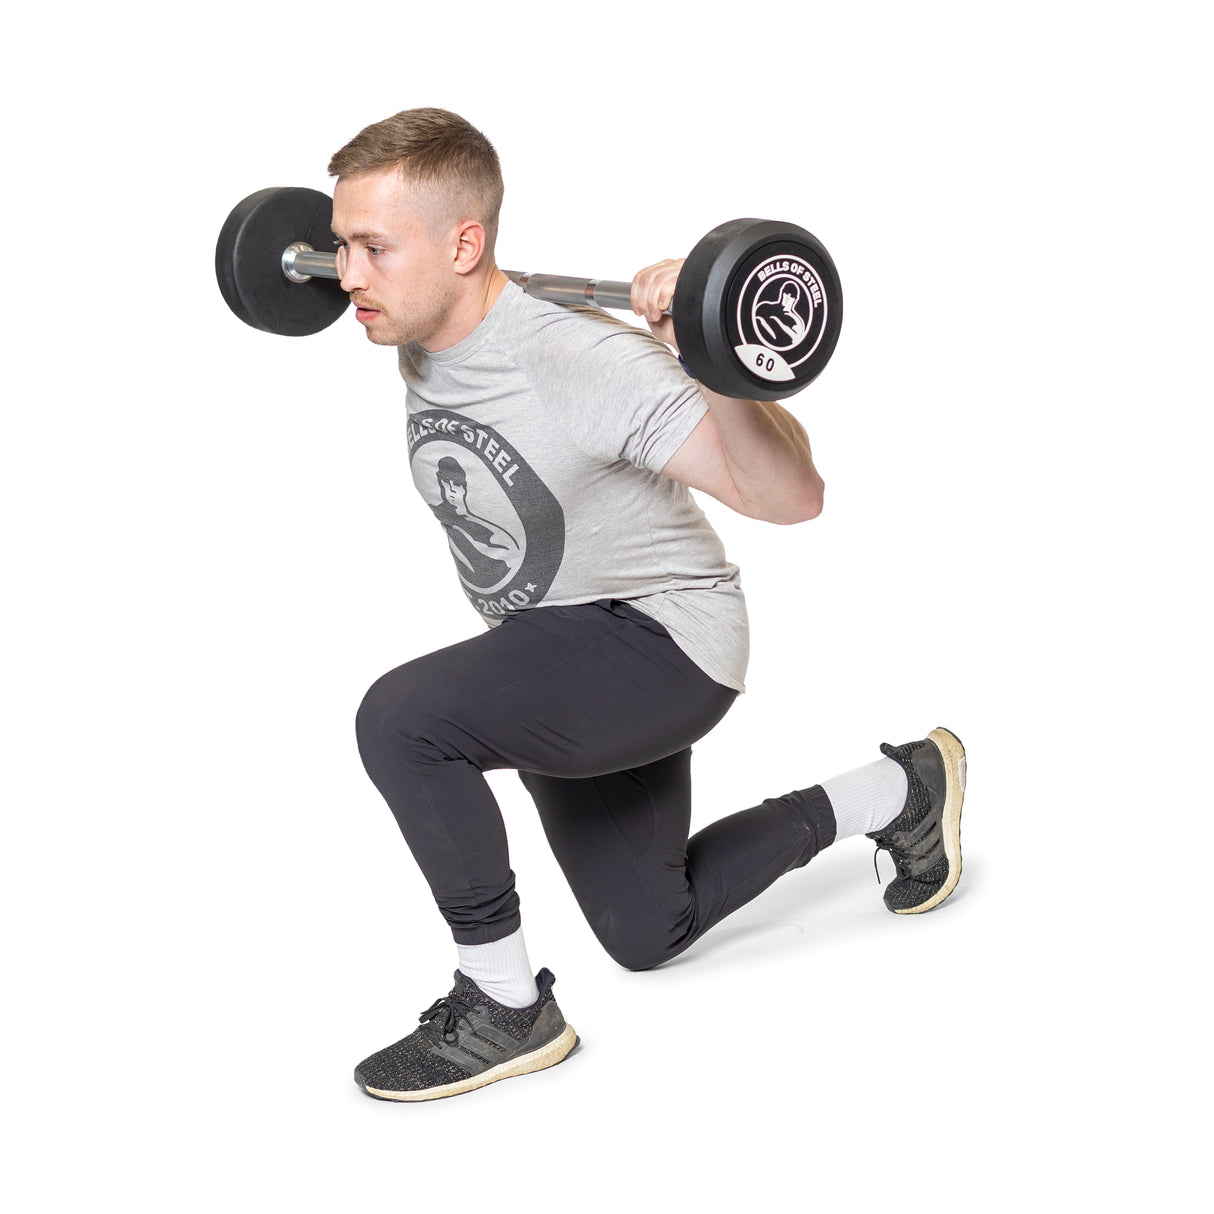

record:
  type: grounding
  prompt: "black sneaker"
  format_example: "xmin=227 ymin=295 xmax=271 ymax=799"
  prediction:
xmin=867 ymin=726 xmax=966 ymax=914
xmin=354 ymin=968 xmax=578 ymax=1102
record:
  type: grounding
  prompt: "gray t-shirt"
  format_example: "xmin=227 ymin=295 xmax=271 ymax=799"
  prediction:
xmin=397 ymin=281 xmax=749 ymax=692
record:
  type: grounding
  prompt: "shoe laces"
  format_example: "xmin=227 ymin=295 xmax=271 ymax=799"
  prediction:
xmin=418 ymin=992 xmax=477 ymax=1044
xmin=872 ymin=839 xmax=907 ymax=884
xmin=871 ymin=821 xmax=939 ymax=883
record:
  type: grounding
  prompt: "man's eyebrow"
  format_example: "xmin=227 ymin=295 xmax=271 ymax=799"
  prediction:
xmin=330 ymin=227 xmax=392 ymax=243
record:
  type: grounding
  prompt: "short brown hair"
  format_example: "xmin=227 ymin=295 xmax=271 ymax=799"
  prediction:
xmin=329 ymin=108 xmax=503 ymax=251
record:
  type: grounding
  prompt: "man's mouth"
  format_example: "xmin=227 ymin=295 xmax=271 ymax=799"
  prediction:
xmin=352 ymin=298 xmax=382 ymax=322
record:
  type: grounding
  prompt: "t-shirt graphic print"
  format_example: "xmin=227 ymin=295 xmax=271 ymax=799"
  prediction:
xmin=408 ymin=409 xmax=565 ymax=620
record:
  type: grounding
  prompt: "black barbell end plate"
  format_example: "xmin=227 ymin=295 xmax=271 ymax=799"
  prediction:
xmin=673 ymin=218 xmax=843 ymax=401
xmin=215 ymin=186 xmax=350 ymax=337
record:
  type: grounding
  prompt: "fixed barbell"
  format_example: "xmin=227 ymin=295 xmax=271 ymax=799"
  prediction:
xmin=215 ymin=186 xmax=843 ymax=400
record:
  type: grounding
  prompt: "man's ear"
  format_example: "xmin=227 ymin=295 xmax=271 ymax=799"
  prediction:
xmin=453 ymin=220 xmax=487 ymax=276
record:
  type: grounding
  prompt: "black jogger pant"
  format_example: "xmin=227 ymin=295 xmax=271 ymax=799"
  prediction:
xmin=355 ymin=600 xmax=836 ymax=971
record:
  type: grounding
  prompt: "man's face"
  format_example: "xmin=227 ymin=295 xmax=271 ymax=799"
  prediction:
xmin=331 ymin=169 xmax=457 ymax=349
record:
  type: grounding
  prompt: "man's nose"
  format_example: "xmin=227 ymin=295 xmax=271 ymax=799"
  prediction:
xmin=337 ymin=246 xmax=365 ymax=293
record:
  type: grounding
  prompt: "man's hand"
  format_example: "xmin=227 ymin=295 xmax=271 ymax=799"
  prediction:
xmin=631 ymin=258 xmax=685 ymax=349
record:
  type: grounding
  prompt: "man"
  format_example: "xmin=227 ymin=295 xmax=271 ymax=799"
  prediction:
xmin=330 ymin=108 xmax=966 ymax=1103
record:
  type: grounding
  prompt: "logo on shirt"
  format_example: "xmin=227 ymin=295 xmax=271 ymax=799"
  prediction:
xmin=733 ymin=254 xmax=830 ymax=383
xmin=408 ymin=410 xmax=565 ymax=619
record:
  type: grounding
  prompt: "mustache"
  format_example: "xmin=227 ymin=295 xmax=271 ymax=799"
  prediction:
xmin=350 ymin=294 xmax=383 ymax=311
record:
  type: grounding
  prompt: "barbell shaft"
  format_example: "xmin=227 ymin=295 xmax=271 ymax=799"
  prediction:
xmin=281 ymin=243 xmax=342 ymax=282
xmin=504 ymin=271 xmax=656 ymax=314
xmin=280 ymin=244 xmax=671 ymax=316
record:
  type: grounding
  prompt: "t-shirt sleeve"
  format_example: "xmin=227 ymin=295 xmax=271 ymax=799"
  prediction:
xmin=517 ymin=310 xmax=708 ymax=474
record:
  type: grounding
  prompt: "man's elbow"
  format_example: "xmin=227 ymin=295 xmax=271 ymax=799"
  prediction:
xmin=755 ymin=480 xmax=824 ymax=525
xmin=784 ymin=477 xmax=825 ymax=524
xmin=808 ymin=477 xmax=825 ymax=519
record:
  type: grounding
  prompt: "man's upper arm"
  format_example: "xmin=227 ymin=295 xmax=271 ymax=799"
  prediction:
xmin=659 ymin=412 xmax=747 ymax=515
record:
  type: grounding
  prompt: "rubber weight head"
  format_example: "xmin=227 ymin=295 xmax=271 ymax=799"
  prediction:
xmin=673 ymin=219 xmax=843 ymax=400
xmin=215 ymin=187 xmax=349 ymax=336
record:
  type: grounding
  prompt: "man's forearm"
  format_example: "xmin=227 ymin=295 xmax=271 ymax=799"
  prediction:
xmin=698 ymin=385 xmax=825 ymax=524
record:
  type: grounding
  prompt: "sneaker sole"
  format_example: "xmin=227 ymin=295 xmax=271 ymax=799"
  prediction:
xmin=363 ymin=1022 xmax=579 ymax=1102
xmin=894 ymin=726 xmax=966 ymax=914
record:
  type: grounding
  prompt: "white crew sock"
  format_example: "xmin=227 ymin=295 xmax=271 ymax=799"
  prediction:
xmin=456 ymin=927 xmax=539 ymax=1008
xmin=820 ymin=757 xmax=909 ymax=840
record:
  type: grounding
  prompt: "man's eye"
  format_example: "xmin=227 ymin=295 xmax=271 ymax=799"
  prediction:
xmin=368 ymin=247 xmax=383 ymax=256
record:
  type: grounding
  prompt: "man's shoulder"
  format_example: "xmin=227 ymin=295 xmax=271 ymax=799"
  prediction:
xmin=499 ymin=283 xmax=652 ymax=356
xmin=496 ymin=287 xmax=684 ymax=397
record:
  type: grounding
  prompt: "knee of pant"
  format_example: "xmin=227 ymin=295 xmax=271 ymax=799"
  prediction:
xmin=355 ymin=662 xmax=437 ymax=760
xmin=595 ymin=922 xmax=677 ymax=973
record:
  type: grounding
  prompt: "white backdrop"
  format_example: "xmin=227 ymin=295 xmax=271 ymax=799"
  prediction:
xmin=3 ymin=1 xmax=1208 ymax=1209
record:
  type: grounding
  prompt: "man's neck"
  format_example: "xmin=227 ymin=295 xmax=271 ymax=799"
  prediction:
xmin=420 ymin=267 xmax=510 ymax=353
